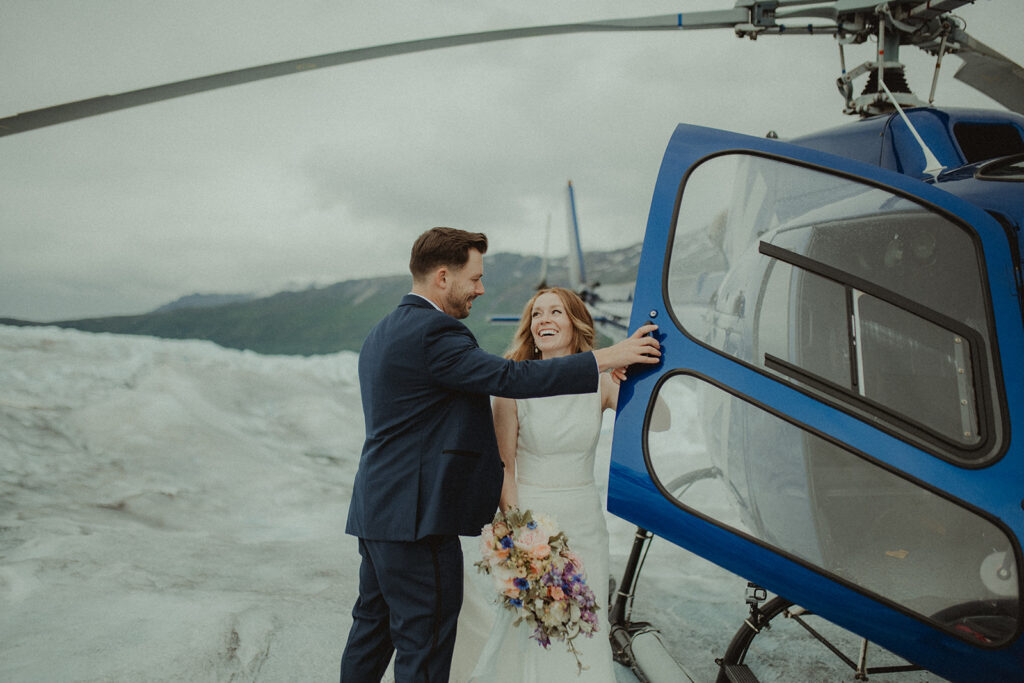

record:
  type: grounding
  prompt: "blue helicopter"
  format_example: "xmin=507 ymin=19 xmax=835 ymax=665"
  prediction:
xmin=610 ymin=117 xmax=1024 ymax=681
xmin=603 ymin=5 xmax=1024 ymax=683
xmin=3 ymin=2 xmax=1021 ymax=681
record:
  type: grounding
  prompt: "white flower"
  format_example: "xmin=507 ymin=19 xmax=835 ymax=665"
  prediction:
xmin=532 ymin=513 xmax=559 ymax=535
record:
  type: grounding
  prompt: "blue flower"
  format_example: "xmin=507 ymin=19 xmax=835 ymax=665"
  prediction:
xmin=514 ymin=577 xmax=530 ymax=590
xmin=500 ymin=536 xmax=513 ymax=549
xmin=526 ymin=520 xmax=537 ymax=529
xmin=510 ymin=598 xmax=523 ymax=607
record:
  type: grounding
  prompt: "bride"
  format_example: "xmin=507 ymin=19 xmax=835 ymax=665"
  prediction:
xmin=460 ymin=286 xmax=623 ymax=682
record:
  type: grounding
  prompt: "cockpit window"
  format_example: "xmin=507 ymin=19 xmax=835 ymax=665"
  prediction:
xmin=954 ymin=123 xmax=1024 ymax=164
xmin=665 ymin=153 xmax=1003 ymax=464
xmin=646 ymin=373 xmax=1020 ymax=646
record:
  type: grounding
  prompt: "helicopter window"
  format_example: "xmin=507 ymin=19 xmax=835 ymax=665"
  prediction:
xmin=953 ymin=123 xmax=1024 ymax=164
xmin=757 ymin=262 xmax=854 ymax=390
xmin=666 ymin=153 xmax=1002 ymax=465
xmin=758 ymin=242 xmax=984 ymax=449
xmin=646 ymin=373 xmax=1020 ymax=647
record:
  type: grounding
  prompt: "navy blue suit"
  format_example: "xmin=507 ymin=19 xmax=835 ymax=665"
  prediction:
xmin=340 ymin=294 xmax=597 ymax=682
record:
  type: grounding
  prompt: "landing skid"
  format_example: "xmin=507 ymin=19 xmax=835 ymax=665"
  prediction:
xmin=609 ymin=526 xmax=697 ymax=682
xmin=608 ymin=469 xmax=715 ymax=681
xmin=715 ymin=588 xmax=924 ymax=682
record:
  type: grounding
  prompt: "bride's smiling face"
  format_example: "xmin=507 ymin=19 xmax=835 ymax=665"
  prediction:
xmin=530 ymin=292 xmax=573 ymax=358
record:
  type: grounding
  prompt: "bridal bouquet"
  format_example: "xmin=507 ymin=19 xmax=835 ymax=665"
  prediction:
xmin=475 ymin=507 xmax=599 ymax=673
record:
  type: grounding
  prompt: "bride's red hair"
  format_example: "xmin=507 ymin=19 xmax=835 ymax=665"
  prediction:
xmin=504 ymin=287 xmax=596 ymax=361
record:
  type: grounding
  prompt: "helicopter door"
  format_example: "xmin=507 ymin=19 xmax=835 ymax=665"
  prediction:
xmin=608 ymin=124 xmax=1024 ymax=679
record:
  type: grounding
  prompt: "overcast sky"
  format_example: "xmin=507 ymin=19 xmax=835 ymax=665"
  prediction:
xmin=3 ymin=0 xmax=1021 ymax=321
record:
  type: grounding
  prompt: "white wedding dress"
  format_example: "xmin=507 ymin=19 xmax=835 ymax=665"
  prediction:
xmin=383 ymin=389 xmax=615 ymax=682
xmin=460 ymin=389 xmax=615 ymax=682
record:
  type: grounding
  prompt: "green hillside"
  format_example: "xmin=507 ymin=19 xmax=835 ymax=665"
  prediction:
xmin=7 ymin=246 xmax=639 ymax=356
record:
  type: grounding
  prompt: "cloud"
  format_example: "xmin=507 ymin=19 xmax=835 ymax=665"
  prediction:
xmin=2 ymin=0 xmax=1021 ymax=319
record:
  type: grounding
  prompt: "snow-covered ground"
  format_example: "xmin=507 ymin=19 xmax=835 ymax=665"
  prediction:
xmin=0 ymin=325 xmax=942 ymax=682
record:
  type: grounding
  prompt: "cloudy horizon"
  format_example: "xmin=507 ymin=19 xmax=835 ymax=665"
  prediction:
xmin=3 ymin=0 xmax=1021 ymax=321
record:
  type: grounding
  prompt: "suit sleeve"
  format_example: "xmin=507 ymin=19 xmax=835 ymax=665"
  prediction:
xmin=422 ymin=316 xmax=597 ymax=398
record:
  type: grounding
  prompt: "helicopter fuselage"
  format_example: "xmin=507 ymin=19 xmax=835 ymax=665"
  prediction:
xmin=608 ymin=105 xmax=1024 ymax=681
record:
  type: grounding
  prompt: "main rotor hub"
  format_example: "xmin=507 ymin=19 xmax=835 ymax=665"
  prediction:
xmin=840 ymin=63 xmax=928 ymax=116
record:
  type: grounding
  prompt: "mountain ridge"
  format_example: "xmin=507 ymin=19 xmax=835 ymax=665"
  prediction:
xmin=2 ymin=245 xmax=641 ymax=355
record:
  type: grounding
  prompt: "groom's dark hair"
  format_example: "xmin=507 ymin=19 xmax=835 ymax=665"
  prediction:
xmin=410 ymin=227 xmax=488 ymax=281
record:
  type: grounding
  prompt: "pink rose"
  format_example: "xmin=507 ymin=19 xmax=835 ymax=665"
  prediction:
xmin=515 ymin=526 xmax=547 ymax=547
xmin=514 ymin=526 xmax=552 ymax=561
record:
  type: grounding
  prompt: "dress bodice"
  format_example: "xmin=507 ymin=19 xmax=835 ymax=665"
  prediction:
xmin=514 ymin=390 xmax=602 ymax=488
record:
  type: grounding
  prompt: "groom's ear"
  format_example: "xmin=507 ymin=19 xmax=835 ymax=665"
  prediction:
xmin=434 ymin=265 xmax=449 ymax=290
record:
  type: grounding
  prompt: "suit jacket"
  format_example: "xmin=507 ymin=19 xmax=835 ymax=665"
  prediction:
xmin=345 ymin=294 xmax=599 ymax=541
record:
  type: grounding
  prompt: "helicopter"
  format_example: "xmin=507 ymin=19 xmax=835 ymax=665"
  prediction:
xmin=3 ymin=2 xmax=1023 ymax=681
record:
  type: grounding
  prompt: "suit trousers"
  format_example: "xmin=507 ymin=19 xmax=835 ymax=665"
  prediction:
xmin=340 ymin=534 xmax=464 ymax=682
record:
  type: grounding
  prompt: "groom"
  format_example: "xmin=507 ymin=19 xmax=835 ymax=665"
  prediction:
xmin=340 ymin=227 xmax=660 ymax=682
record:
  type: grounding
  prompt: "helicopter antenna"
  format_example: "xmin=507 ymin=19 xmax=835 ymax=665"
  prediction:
xmin=879 ymin=79 xmax=944 ymax=178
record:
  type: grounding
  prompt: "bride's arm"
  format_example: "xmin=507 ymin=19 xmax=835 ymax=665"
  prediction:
xmin=492 ymin=396 xmax=519 ymax=512
xmin=600 ymin=372 xmax=618 ymax=411
xmin=600 ymin=370 xmax=672 ymax=430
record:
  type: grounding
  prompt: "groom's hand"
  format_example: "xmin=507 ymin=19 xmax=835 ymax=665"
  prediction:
xmin=593 ymin=324 xmax=660 ymax=373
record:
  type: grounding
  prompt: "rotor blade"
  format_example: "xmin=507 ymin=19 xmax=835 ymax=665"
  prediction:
xmin=951 ymin=32 xmax=1024 ymax=115
xmin=0 ymin=9 xmax=748 ymax=137
xmin=906 ymin=0 xmax=977 ymax=22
